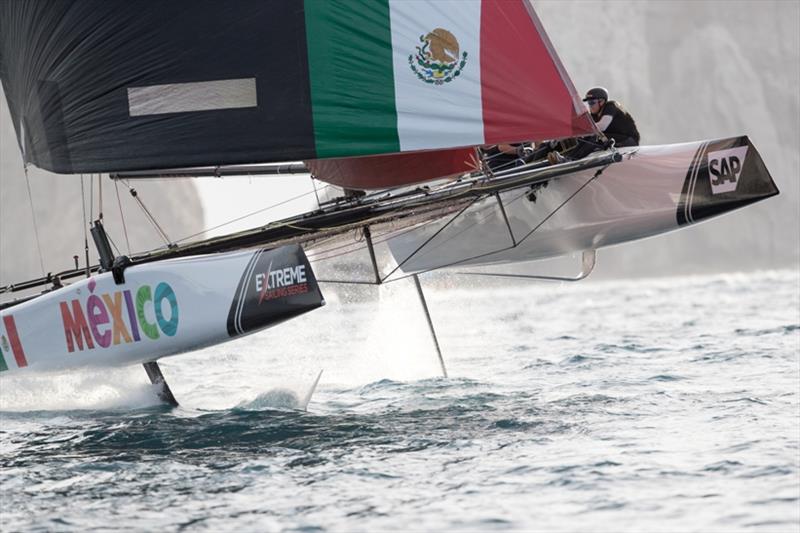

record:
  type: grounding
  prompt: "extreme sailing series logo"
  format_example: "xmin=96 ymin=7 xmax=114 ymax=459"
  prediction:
xmin=255 ymin=262 xmax=309 ymax=304
xmin=409 ymin=28 xmax=467 ymax=85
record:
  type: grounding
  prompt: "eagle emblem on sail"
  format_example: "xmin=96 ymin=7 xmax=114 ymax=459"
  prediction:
xmin=409 ymin=28 xmax=468 ymax=85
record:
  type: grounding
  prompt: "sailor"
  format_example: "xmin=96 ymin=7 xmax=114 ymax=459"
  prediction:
xmin=552 ymin=87 xmax=640 ymax=163
xmin=583 ymin=87 xmax=640 ymax=148
xmin=481 ymin=142 xmax=531 ymax=170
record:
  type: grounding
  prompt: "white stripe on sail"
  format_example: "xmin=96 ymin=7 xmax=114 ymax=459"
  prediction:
xmin=389 ymin=0 xmax=484 ymax=151
xmin=127 ymin=78 xmax=257 ymax=116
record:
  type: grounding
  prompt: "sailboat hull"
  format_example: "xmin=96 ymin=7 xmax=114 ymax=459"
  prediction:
xmin=384 ymin=136 xmax=778 ymax=276
xmin=0 ymin=245 xmax=324 ymax=374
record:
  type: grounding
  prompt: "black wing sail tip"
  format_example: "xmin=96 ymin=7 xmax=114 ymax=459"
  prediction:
xmin=676 ymin=135 xmax=779 ymax=226
xmin=226 ymin=244 xmax=324 ymax=339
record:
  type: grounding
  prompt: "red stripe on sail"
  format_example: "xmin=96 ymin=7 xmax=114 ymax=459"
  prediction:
xmin=306 ymin=148 xmax=476 ymax=190
xmin=480 ymin=1 xmax=595 ymax=144
xmin=3 ymin=315 xmax=28 ymax=368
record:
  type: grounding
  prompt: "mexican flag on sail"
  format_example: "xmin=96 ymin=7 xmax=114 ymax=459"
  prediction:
xmin=304 ymin=0 xmax=595 ymax=158
xmin=1 ymin=0 xmax=595 ymax=175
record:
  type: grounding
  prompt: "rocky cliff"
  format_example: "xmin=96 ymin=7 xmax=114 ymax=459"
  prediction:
xmin=536 ymin=0 xmax=799 ymax=276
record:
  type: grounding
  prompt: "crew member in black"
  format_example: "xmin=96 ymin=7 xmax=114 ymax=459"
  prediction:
xmin=565 ymin=87 xmax=640 ymax=161
xmin=584 ymin=87 xmax=639 ymax=147
xmin=481 ymin=142 xmax=531 ymax=171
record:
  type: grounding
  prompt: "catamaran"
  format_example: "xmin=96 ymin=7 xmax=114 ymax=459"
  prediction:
xmin=0 ymin=1 xmax=778 ymax=406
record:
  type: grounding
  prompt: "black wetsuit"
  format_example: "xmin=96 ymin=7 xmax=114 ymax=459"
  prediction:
xmin=569 ymin=100 xmax=640 ymax=160
xmin=482 ymin=144 xmax=527 ymax=170
xmin=593 ymin=100 xmax=640 ymax=147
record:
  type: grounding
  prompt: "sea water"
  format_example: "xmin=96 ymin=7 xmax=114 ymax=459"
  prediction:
xmin=1 ymin=269 xmax=798 ymax=532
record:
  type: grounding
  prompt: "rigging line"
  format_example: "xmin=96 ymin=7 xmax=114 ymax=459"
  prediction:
xmin=80 ymin=175 xmax=91 ymax=277
xmin=173 ymin=184 xmax=331 ymax=244
xmin=98 ymin=173 xmax=103 ymax=219
xmin=274 ymin=195 xmax=468 ymax=238
xmin=376 ymin=172 xmax=604 ymax=284
xmin=514 ymin=164 xmax=608 ymax=246
xmin=194 ymin=187 xmax=401 ymax=243
xmin=89 ymin=172 xmax=94 ymax=222
xmin=121 ymin=179 xmax=173 ymax=246
xmin=308 ymin=198 xmax=486 ymax=265
xmin=311 ymin=177 xmax=321 ymax=209
xmin=381 ymin=195 xmax=486 ymax=281
xmin=106 ymin=231 xmax=122 ymax=256
xmin=417 ymin=187 xmax=529 ymax=256
xmin=242 ymin=193 xmax=476 ymax=265
xmin=22 ymin=166 xmax=46 ymax=277
xmin=373 ymin=190 xmax=523 ymax=277
xmin=423 ymin=169 xmax=601 ymax=275
xmin=307 ymin=215 xmax=446 ymax=263
xmin=132 ymin=188 xmax=412 ymax=259
xmin=114 ymin=179 xmax=132 ymax=254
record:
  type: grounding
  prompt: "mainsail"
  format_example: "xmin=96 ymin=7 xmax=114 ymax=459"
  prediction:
xmin=0 ymin=0 xmax=595 ymax=185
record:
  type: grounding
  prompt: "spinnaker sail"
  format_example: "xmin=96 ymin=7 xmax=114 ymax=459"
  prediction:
xmin=0 ymin=0 xmax=595 ymax=182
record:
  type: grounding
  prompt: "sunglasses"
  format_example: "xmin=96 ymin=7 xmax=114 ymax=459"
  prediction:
xmin=585 ymin=98 xmax=600 ymax=105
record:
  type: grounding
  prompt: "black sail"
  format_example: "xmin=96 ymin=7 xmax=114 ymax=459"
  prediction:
xmin=0 ymin=0 xmax=316 ymax=174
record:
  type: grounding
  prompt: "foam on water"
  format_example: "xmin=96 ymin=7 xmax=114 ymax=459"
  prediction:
xmin=0 ymin=366 xmax=164 ymax=412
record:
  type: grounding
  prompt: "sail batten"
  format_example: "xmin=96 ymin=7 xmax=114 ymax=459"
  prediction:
xmin=1 ymin=0 xmax=595 ymax=183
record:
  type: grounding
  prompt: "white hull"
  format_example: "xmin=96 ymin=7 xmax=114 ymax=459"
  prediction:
xmin=0 ymin=245 xmax=324 ymax=374
xmin=384 ymin=136 xmax=777 ymax=277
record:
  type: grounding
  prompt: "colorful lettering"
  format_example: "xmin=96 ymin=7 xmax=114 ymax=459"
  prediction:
xmin=154 ymin=282 xmax=179 ymax=337
xmin=87 ymin=294 xmax=112 ymax=348
xmin=136 ymin=285 xmax=160 ymax=340
xmin=58 ymin=281 xmax=179 ymax=352
xmin=102 ymin=292 xmax=133 ymax=345
xmin=2 ymin=315 xmax=28 ymax=367
xmin=60 ymin=300 xmax=95 ymax=352
xmin=124 ymin=290 xmax=141 ymax=342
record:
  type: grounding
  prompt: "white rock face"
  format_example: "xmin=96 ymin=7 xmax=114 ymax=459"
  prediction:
xmin=536 ymin=0 xmax=799 ymax=276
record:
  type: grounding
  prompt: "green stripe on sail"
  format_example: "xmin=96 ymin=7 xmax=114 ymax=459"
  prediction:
xmin=0 ymin=346 xmax=8 ymax=372
xmin=304 ymin=0 xmax=400 ymax=158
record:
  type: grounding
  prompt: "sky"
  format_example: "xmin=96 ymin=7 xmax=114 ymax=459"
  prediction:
xmin=194 ymin=175 xmax=317 ymax=237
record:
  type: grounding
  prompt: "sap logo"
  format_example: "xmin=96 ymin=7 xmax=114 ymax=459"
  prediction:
xmin=254 ymin=264 xmax=309 ymax=304
xmin=707 ymin=146 xmax=748 ymax=195
xmin=59 ymin=279 xmax=179 ymax=353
